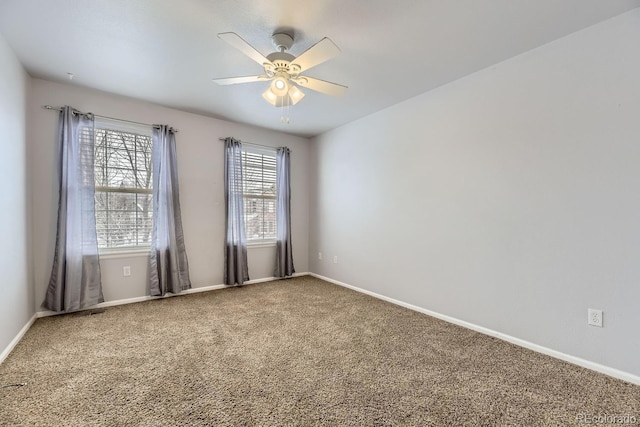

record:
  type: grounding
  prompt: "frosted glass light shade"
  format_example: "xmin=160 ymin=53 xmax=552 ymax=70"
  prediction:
xmin=262 ymin=85 xmax=305 ymax=107
xmin=288 ymin=86 xmax=305 ymax=105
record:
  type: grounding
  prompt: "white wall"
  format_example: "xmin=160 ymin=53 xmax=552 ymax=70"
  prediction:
xmin=310 ymin=9 xmax=640 ymax=377
xmin=0 ymin=34 xmax=33 ymax=355
xmin=30 ymin=79 xmax=310 ymax=309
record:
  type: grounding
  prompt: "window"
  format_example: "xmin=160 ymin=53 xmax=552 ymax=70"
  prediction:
xmin=93 ymin=119 xmax=153 ymax=250
xmin=242 ymin=146 xmax=277 ymax=243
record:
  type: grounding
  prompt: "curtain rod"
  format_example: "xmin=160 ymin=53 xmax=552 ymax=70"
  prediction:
xmin=218 ymin=137 xmax=289 ymax=152
xmin=42 ymin=105 xmax=179 ymax=132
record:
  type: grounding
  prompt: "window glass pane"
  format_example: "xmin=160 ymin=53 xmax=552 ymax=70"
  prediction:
xmin=264 ymin=198 xmax=276 ymax=236
xmin=244 ymin=197 xmax=276 ymax=240
xmin=94 ymin=191 xmax=152 ymax=248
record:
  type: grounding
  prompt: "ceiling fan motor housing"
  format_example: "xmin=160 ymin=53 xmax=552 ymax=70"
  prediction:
xmin=265 ymin=51 xmax=298 ymax=77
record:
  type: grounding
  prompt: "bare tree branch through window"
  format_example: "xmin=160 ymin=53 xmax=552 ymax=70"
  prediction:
xmin=94 ymin=125 xmax=153 ymax=249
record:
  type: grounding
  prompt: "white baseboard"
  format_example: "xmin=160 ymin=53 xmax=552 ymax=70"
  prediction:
xmin=36 ymin=272 xmax=310 ymax=318
xmin=0 ymin=314 xmax=37 ymax=365
xmin=309 ymin=273 xmax=640 ymax=386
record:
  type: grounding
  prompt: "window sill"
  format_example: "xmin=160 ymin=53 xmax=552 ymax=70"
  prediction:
xmin=99 ymin=248 xmax=151 ymax=260
xmin=247 ymin=241 xmax=276 ymax=249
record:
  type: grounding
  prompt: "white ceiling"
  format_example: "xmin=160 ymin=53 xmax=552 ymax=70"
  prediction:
xmin=1 ymin=0 xmax=639 ymax=137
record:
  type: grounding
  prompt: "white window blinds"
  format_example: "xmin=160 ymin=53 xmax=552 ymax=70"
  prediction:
xmin=241 ymin=147 xmax=277 ymax=242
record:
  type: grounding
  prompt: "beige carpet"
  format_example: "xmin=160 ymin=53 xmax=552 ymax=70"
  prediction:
xmin=0 ymin=276 xmax=638 ymax=426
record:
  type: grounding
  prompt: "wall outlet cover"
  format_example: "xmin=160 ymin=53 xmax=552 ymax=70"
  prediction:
xmin=588 ymin=308 xmax=603 ymax=327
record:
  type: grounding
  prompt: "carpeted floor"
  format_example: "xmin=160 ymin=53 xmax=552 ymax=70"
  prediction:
xmin=0 ymin=276 xmax=638 ymax=426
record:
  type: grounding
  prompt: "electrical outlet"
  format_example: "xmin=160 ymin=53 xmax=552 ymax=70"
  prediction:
xmin=333 ymin=256 xmax=338 ymax=264
xmin=588 ymin=308 xmax=603 ymax=327
xmin=123 ymin=266 xmax=131 ymax=277
xmin=318 ymin=252 xmax=323 ymax=260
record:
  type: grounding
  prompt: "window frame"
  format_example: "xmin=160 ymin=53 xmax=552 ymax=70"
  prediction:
xmin=241 ymin=145 xmax=277 ymax=246
xmin=93 ymin=118 xmax=154 ymax=253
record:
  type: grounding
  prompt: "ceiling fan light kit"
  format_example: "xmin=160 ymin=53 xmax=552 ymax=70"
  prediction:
xmin=213 ymin=30 xmax=347 ymax=112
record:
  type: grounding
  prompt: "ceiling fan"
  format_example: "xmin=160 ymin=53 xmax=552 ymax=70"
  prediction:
xmin=212 ymin=31 xmax=347 ymax=107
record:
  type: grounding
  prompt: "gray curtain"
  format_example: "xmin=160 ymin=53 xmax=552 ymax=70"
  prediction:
xmin=149 ymin=125 xmax=191 ymax=296
xmin=275 ymin=147 xmax=295 ymax=277
xmin=42 ymin=106 xmax=103 ymax=312
xmin=224 ymin=137 xmax=249 ymax=285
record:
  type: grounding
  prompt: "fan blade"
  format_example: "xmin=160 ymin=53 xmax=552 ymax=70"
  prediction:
xmin=290 ymin=38 xmax=341 ymax=73
xmin=218 ymin=32 xmax=273 ymax=67
xmin=292 ymin=76 xmax=347 ymax=97
xmin=212 ymin=75 xmax=271 ymax=85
